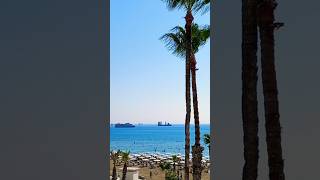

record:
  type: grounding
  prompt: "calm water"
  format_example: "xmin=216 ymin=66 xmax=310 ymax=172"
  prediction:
xmin=110 ymin=124 xmax=210 ymax=156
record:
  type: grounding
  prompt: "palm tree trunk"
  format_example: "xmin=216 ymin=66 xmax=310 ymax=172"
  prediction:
xmin=184 ymin=9 xmax=193 ymax=180
xmin=258 ymin=1 xmax=285 ymax=180
xmin=242 ymin=0 xmax=260 ymax=179
xmin=122 ymin=163 xmax=127 ymax=180
xmin=191 ymin=53 xmax=204 ymax=180
xmin=112 ymin=162 xmax=117 ymax=180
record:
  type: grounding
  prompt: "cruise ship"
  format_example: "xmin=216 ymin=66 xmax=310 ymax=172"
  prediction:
xmin=114 ymin=123 xmax=135 ymax=128
xmin=157 ymin=121 xmax=172 ymax=126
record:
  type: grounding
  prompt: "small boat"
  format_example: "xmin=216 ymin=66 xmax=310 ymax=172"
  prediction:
xmin=115 ymin=123 xmax=135 ymax=128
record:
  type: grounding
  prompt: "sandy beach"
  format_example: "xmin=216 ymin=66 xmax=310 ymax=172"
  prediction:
xmin=109 ymin=160 xmax=210 ymax=180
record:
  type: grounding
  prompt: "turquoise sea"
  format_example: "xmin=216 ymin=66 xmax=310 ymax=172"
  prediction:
xmin=110 ymin=124 xmax=210 ymax=156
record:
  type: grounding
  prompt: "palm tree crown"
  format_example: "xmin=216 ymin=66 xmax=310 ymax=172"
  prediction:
xmin=121 ymin=151 xmax=130 ymax=163
xmin=162 ymin=0 xmax=210 ymax=12
xmin=111 ymin=150 xmax=121 ymax=162
xmin=160 ymin=24 xmax=209 ymax=58
xmin=162 ymin=0 xmax=199 ymax=11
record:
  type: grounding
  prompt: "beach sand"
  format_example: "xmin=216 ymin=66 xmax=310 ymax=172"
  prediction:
xmin=109 ymin=160 xmax=210 ymax=180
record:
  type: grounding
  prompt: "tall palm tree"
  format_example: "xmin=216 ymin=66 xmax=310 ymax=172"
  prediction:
xmin=162 ymin=1 xmax=199 ymax=179
xmin=111 ymin=150 xmax=121 ymax=180
xmin=121 ymin=151 xmax=130 ymax=180
xmin=257 ymin=1 xmax=285 ymax=180
xmin=241 ymin=0 xmax=260 ymax=179
xmin=203 ymin=134 xmax=210 ymax=152
xmin=161 ymin=23 xmax=209 ymax=180
xmin=189 ymin=24 xmax=209 ymax=180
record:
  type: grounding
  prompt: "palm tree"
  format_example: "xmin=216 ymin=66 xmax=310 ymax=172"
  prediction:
xmin=111 ymin=150 xmax=121 ymax=180
xmin=160 ymin=162 xmax=171 ymax=171
xmin=189 ymin=21 xmax=210 ymax=180
xmin=162 ymin=1 xmax=198 ymax=179
xmin=160 ymin=23 xmax=209 ymax=180
xmin=121 ymin=151 xmax=130 ymax=180
xmin=203 ymin=134 xmax=210 ymax=152
xmin=257 ymin=1 xmax=285 ymax=180
xmin=162 ymin=1 xmax=210 ymax=179
xmin=241 ymin=0 xmax=260 ymax=179
xmin=172 ymin=155 xmax=180 ymax=172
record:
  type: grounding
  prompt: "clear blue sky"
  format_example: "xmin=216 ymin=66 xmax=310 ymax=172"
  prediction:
xmin=110 ymin=0 xmax=210 ymax=124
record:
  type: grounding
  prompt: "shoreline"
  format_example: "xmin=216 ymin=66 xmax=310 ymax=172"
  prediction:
xmin=109 ymin=160 xmax=210 ymax=180
xmin=109 ymin=152 xmax=210 ymax=180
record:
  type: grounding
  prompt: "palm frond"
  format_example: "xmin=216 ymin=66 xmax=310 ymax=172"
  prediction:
xmin=121 ymin=151 xmax=130 ymax=162
xmin=162 ymin=0 xmax=200 ymax=10
xmin=203 ymin=134 xmax=210 ymax=145
xmin=194 ymin=0 xmax=211 ymax=14
xmin=160 ymin=23 xmax=210 ymax=58
xmin=191 ymin=24 xmax=210 ymax=53
xmin=160 ymin=27 xmax=186 ymax=58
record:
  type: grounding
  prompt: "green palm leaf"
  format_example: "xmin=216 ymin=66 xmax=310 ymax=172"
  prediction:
xmin=121 ymin=151 xmax=130 ymax=163
xmin=162 ymin=0 xmax=199 ymax=10
xmin=203 ymin=134 xmax=210 ymax=145
xmin=160 ymin=23 xmax=210 ymax=58
xmin=194 ymin=0 xmax=210 ymax=14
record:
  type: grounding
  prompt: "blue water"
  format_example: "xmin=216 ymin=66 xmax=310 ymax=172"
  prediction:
xmin=110 ymin=124 xmax=210 ymax=156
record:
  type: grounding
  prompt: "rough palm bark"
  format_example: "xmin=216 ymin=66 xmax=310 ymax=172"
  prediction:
xmin=112 ymin=161 xmax=117 ymax=180
xmin=111 ymin=151 xmax=119 ymax=180
xmin=121 ymin=162 xmax=127 ymax=180
xmin=242 ymin=0 xmax=260 ymax=179
xmin=257 ymin=1 xmax=285 ymax=180
xmin=184 ymin=9 xmax=193 ymax=180
xmin=190 ymin=53 xmax=204 ymax=180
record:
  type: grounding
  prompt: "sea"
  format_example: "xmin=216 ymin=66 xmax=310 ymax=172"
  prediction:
xmin=110 ymin=124 xmax=210 ymax=157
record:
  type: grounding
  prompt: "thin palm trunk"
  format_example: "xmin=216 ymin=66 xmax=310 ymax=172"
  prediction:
xmin=191 ymin=54 xmax=201 ymax=146
xmin=122 ymin=163 xmax=127 ymax=180
xmin=112 ymin=161 xmax=117 ymax=180
xmin=191 ymin=53 xmax=203 ymax=180
xmin=242 ymin=0 xmax=260 ymax=179
xmin=184 ymin=9 xmax=193 ymax=180
xmin=258 ymin=1 xmax=285 ymax=180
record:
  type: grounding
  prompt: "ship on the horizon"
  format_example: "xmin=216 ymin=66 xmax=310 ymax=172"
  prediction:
xmin=157 ymin=121 xmax=172 ymax=126
xmin=115 ymin=123 xmax=135 ymax=128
